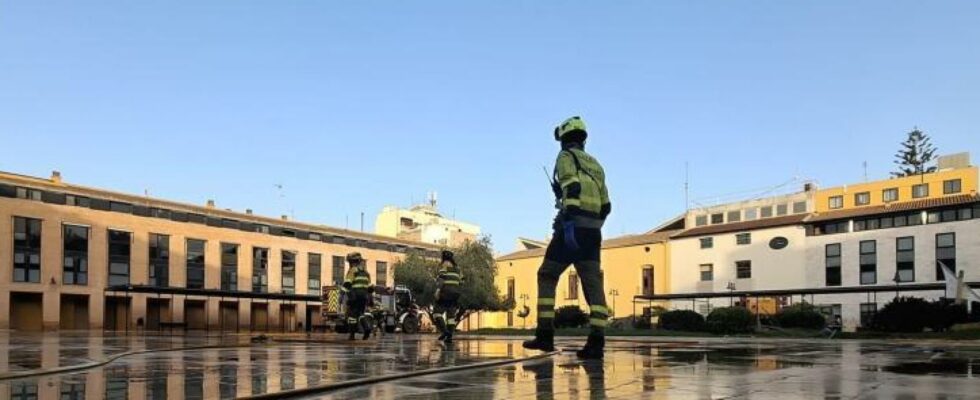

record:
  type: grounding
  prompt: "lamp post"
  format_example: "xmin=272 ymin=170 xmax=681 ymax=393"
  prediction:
xmin=519 ymin=294 xmax=530 ymax=329
xmin=608 ymin=289 xmax=619 ymax=317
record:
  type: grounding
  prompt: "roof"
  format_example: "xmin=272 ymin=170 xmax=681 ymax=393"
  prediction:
xmin=496 ymin=230 xmax=677 ymax=262
xmin=670 ymin=214 xmax=809 ymax=239
xmin=0 ymin=170 xmax=440 ymax=251
xmin=808 ymin=193 xmax=980 ymax=222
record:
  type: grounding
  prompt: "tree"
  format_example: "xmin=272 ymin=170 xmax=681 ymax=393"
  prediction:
xmin=393 ymin=236 xmax=514 ymax=324
xmin=893 ymin=128 xmax=938 ymax=177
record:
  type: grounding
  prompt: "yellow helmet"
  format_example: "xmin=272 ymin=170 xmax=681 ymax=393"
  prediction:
xmin=554 ymin=116 xmax=588 ymax=141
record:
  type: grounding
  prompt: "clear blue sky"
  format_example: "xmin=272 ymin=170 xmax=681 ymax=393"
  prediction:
xmin=2 ymin=2 xmax=979 ymax=252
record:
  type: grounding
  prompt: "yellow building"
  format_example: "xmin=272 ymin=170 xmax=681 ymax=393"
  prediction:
xmin=815 ymin=161 xmax=977 ymax=212
xmin=0 ymin=170 xmax=439 ymax=331
xmin=483 ymin=230 xmax=676 ymax=329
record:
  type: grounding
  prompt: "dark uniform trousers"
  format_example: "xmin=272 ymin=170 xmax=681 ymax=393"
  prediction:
xmin=536 ymin=226 xmax=609 ymax=335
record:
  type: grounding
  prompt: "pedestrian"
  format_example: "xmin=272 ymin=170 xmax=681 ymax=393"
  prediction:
xmin=523 ymin=116 xmax=612 ymax=359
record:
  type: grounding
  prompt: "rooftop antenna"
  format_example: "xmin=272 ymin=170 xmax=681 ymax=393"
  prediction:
xmin=863 ymin=161 xmax=868 ymax=182
xmin=684 ymin=162 xmax=690 ymax=211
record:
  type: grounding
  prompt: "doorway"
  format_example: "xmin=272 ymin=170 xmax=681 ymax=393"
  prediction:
xmin=280 ymin=304 xmax=297 ymax=332
xmin=104 ymin=296 xmax=132 ymax=331
xmin=60 ymin=294 xmax=90 ymax=330
xmin=146 ymin=298 xmax=171 ymax=330
xmin=251 ymin=303 xmax=269 ymax=331
xmin=11 ymin=292 xmax=44 ymax=331
xmin=220 ymin=301 xmax=239 ymax=331
xmin=185 ymin=300 xmax=207 ymax=330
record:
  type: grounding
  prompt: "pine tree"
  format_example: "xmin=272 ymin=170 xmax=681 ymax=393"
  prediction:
xmin=892 ymin=128 xmax=937 ymax=177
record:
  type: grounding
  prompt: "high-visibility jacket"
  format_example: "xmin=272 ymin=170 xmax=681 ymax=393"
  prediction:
xmin=437 ymin=262 xmax=463 ymax=289
xmin=342 ymin=266 xmax=372 ymax=294
xmin=554 ymin=148 xmax=611 ymax=228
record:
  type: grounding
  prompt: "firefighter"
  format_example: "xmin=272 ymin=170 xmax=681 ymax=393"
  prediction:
xmin=433 ymin=250 xmax=463 ymax=343
xmin=341 ymin=252 xmax=374 ymax=340
xmin=523 ymin=116 xmax=611 ymax=359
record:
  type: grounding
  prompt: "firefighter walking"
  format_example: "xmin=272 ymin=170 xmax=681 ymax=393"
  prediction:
xmin=433 ymin=250 xmax=463 ymax=344
xmin=342 ymin=252 xmax=374 ymax=340
xmin=523 ymin=116 xmax=612 ymax=359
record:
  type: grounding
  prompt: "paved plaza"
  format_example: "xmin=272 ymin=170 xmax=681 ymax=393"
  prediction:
xmin=0 ymin=332 xmax=978 ymax=399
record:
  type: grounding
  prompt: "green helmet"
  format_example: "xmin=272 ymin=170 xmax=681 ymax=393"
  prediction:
xmin=554 ymin=116 xmax=587 ymax=141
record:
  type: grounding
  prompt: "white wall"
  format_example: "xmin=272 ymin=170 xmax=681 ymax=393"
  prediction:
xmin=669 ymin=225 xmax=808 ymax=311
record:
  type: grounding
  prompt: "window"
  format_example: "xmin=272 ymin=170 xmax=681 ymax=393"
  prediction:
xmin=507 ymin=278 xmax=516 ymax=301
xmin=736 ymin=260 xmax=751 ymax=279
xmin=107 ymin=230 xmax=131 ymax=286
xmin=251 ymin=248 xmax=269 ymax=293
xmin=281 ymin=251 xmax=296 ymax=294
xmin=943 ymin=179 xmax=962 ymax=195
xmin=332 ymin=256 xmax=345 ymax=286
xmin=186 ymin=239 xmax=206 ymax=289
xmin=883 ymin=188 xmax=898 ymax=203
xmin=700 ymin=237 xmax=713 ymax=249
xmin=859 ymin=240 xmax=877 ymax=285
xmin=642 ymin=266 xmax=654 ymax=296
xmin=936 ymin=233 xmax=956 ymax=281
xmin=792 ymin=201 xmax=807 ymax=214
xmin=110 ymin=201 xmax=133 ymax=213
xmin=959 ymin=208 xmax=973 ymax=220
xmin=860 ymin=303 xmax=877 ymax=327
xmin=816 ymin=221 xmax=849 ymax=235
xmin=16 ymin=187 xmax=42 ymax=201
xmin=710 ymin=213 xmax=723 ymax=224
xmin=568 ymin=271 xmax=579 ymax=300
xmin=61 ymin=382 xmax=85 ymax=400
xmin=309 ymin=233 xmax=322 ymax=241
xmin=776 ymin=203 xmax=788 ymax=216
xmin=13 ymin=217 xmax=42 ymax=283
xmin=151 ymin=208 xmax=171 ymax=219
xmin=727 ymin=211 xmax=741 ymax=223
xmin=148 ymin=234 xmax=170 ymax=287
xmin=376 ymin=261 xmax=388 ymax=287
xmin=221 ymin=243 xmax=238 ymax=290
xmin=254 ymin=224 xmax=270 ymax=234
xmin=912 ymin=184 xmax=929 ymax=199
xmin=825 ymin=244 xmax=841 ymax=287
xmin=744 ymin=208 xmax=758 ymax=220
xmin=828 ymin=196 xmax=843 ymax=209
xmin=854 ymin=192 xmax=870 ymax=206
xmin=896 ymin=237 xmax=915 ymax=282
xmin=10 ymin=382 xmax=37 ymax=400
xmin=699 ymin=264 xmax=713 ymax=281
xmin=760 ymin=206 xmax=773 ymax=218
xmin=308 ymin=253 xmax=322 ymax=295
xmin=66 ymin=195 xmax=90 ymax=207
xmin=695 ymin=215 xmax=707 ymax=227
xmin=63 ymin=225 xmax=89 ymax=285
xmin=735 ymin=233 xmax=751 ymax=245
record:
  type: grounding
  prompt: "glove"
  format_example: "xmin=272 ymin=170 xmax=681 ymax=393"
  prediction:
xmin=562 ymin=220 xmax=580 ymax=252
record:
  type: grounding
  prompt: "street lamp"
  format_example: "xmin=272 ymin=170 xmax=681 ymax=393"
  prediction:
xmin=608 ymin=289 xmax=619 ymax=317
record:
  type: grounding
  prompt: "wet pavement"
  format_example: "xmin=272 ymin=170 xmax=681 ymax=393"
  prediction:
xmin=1 ymin=333 xmax=979 ymax=399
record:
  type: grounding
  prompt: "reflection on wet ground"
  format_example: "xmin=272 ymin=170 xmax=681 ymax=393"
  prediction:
xmin=1 ymin=333 xmax=979 ymax=399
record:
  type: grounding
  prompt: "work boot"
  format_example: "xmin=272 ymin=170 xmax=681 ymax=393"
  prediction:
xmin=361 ymin=319 xmax=372 ymax=340
xmin=522 ymin=329 xmax=555 ymax=352
xmin=575 ymin=333 xmax=605 ymax=360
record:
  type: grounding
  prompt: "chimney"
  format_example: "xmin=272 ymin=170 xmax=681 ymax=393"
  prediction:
xmin=246 ymin=209 xmax=253 ymax=215
xmin=50 ymin=171 xmax=62 ymax=184
xmin=281 ymin=215 xmax=289 ymax=221
xmin=206 ymin=199 xmax=215 ymax=208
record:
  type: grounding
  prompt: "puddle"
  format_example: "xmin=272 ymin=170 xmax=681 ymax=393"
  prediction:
xmin=883 ymin=358 xmax=980 ymax=377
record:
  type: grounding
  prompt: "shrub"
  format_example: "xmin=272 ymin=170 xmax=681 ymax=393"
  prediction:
xmin=872 ymin=296 xmax=934 ymax=333
xmin=705 ymin=307 xmax=754 ymax=334
xmin=659 ymin=310 xmax=705 ymax=331
xmin=554 ymin=305 xmax=589 ymax=329
xmin=928 ymin=300 xmax=970 ymax=332
xmin=773 ymin=304 xmax=826 ymax=330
